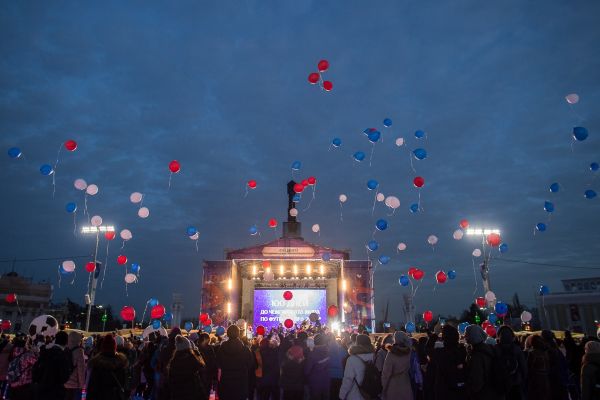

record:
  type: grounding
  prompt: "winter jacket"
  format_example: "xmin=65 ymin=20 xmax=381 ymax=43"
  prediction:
xmin=32 ymin=344 xmax=70 ymax=400
xmin=466 ymin=343 xmax=503 ymax=400
xmin=7 ymin=347 xmax=37 ymax=388
xmin=258 ymin=345 xmax=280 ymax=387
xmin=339 ymin=344 xmax=374 ymax=400
xmin=216 ymin=338 xmax=254 ymax=400
xmin=280 ymin=346 xmax=305 ymax=392
xmin=305 ymin=344 xmax=331 ymax=392
xmin=527 ymin=348 xmax=551 ymax=400
xmin=86 ymin=352 xmax=129 ymax=400
xmin=547 ymin=346 xmax=569 ymax=400
xmin=432 ymin=345 xmax=467 ymax=400
xmin=581 ymin=352 xmax=600 ymax=400
xmin=496 ymin=342 xmax=527 ymax=395
xmin=64 ymin=347 xmax=86 ymax=389
xmin=374 ymin=347 xmax=388 ymax=373
xmin=329 ymin=340 xmax=346 ymax=379
xmin=381 ymin=344 xmax=412 ymax=400
xmin=167 ymin=350 xmax=208 ymax=400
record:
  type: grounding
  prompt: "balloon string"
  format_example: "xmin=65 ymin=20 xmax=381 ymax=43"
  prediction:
xmin=303 ymin=184 xmax=317 ymax=211
xmin=52 ymin=143 xmax=62 ymax=199
xmin=339 ymin=203 xmax=344 ymax=222
xmin=371 ymin=191 xmax=378 ymax=215
xmin=195 ymin=240 xmax=199 ymax=252
xmin=244 ymin=186 xmax=249 ymax=198
xmin=125 ymin=282 xmax=129 ymax=297
xmin=73 ymin=212 xmax=77 ymax=236
xmin=369 ymin=144 xmax=375 ymax=167
xmin=58 ymin=267 xmax=62 ymax=288
xmin=409 ymin=152 xmax=416 ymax=173
xmin=168 ymin=172 xmax=173 ymax=189
xmin=121 ymin=240 xmax=126 ymax=250
xmin=472 ymin=257 xmax=478 ymax=296
xmin=84 ymin=194 xmax=90 ymax=224
xmin=101 ymin=241 xmax=110 ymax=289
xmin=141 ymin=301 xmax=149 ymax=326
xmin=70 ymin=270 xmax=76 ymax=285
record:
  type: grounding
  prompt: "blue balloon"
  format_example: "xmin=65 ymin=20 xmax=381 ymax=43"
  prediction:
xmin=7 ymin=147 xmax=21 ymax=159
xmin=544 ymin=201 xmax=555 ymax=213
xmin=65 ymin=202 xmax=77 ymax=213
xmin=367 ymin=179 xmax=379 ymax=190
xmin=549 ymin=182 xmax=560 ymax=193
xmin=186 ymin=226 xmax=198 ymax=236
xmin=249 ymin=225 xmax=258 ymax=235
xmin=499 ymin=243 xmax=509 ymax=253
xmin=332 ymin=138 xmax=342 ymax=147
xmin=413 ymin=148 xmax=427 ymax=160
xmin=405 ymin=322 xmax=416 ymax=333
xmin=590 ymin=162 xmax=599 ymax=172
xmin=40 ymin=164 xmax=53 ymax=176
xmin=414 ymin=130 xmax=425 ymax=139
xmin=58 ymin=265 xmax=69 ymax=275
xmin=378 ymin=255 xmax=391 ymax=265
xmin=293 ymin=194 xmax=301 ymax=202
xmin=163 ymin=313 xmax=173 ymax=322
xmin=152 ymin=320 xmax=161 ymax=330
xmin=322 ymin=252 xmax=331 ymax=261
xmin=366 ymin=240 xmax=379 ymax=252
xmin=536 ymin=223 xmax=547 ymax=232
xmin=291 ymin=160 xmax=302 ymax=171
xmin=363 ymin=128 xmax=375 ymax=136
xmin=203 ymin=325 xmax=212 ymax=333
xmin=184 ymin=321 xmax=193 ymax=331
xmin=367 ymin=131 xmax=381 ymax=143
xmin=353 ymin=151 xmax=366 ymax=162
xmin=573 ymin=126 xmax=588 ymax=141
xmin=131 ymin=263 xmax=141 ymax=273
xmin=447 ymin=270 xmax=457 ymax=280
xmin=375 ymin=219 xmax=388 ymax=231
xmin=216 ymin=326 xmax=226 ymax=336
xmin=494 ymin=302 xmax=508 ymax=315
xmin=409 ymin=203 xmax=419 ymax=213
xmin=149 ymin=298 xmax=159 ymax=307
xmin=488 ymin=313 xmax=498 ymax=324
xmin=539 ymin=285 xmax=550 ymax=296
xmin=584 ymin=189 xmax=597 ymax=199
xmin=383 ymin=118 xmax=392 ymax=127
xmin=458 ymin=322 xmax=469 ymax=335
xmin=399 ymin=275 xmax=410 ymax=286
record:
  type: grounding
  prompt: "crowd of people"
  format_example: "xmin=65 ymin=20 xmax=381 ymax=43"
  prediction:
xmin=0 ymin=323 xmax=598 ymax=400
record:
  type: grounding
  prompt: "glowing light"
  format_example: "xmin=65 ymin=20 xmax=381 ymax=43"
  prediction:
xmin=81 ymin=226 xmax=115 ymax=234
xmin=319 ymin=264 xmax=324 ymax=275
xmin=227 ymin=279 xmax=232 ymax=290
xmin=227 ymin=302 xmax=231 ymax=314
xmin=252 ymin=264 xmax=257 ymax=276
xmin=465 ymin=228 xmax=501 ymax=236
xmin=279 ymin=264 xmax=285 ymax=275
xmin=293 ymin=264 xmax=298 ymax=276
xmin=342 ymin=279 xmax=347 ymax=291
xmin=306 ymin=264 xmax=312 ymax=274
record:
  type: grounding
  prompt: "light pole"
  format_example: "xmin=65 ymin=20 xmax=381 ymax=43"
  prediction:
xmin=465 ymin=228 xmax=501 ymax=294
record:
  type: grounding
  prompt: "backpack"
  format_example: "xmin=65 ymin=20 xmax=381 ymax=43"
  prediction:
xmin=487 ymin=346 xmax=519 ymax=395
xmin=354 ymin=356 xmax=382 ymax=400
xmin=32 ymin=346 xmax=74 ymax=386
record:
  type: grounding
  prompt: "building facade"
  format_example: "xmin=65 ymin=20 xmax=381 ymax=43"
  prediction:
xmin=0 ymin=272 xmax=54 ymax=332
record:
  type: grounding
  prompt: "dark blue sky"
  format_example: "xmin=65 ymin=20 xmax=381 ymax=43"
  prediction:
xmin=1 ymin=1 xmax=599 ymax=323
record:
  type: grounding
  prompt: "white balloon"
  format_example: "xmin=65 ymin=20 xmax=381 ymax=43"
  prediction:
xmin=472 ymin=248 xmax=482 ymax=257
xmin=565 ymin=93 xmax=579 ymax=104
xmin=397 ymin=242 xmax=407 ymax=251
xmin=339 ymin=194 xmax=347 ymax=203
xmin=263 ymin=271 xmax=274 ymax=282
xmin=120 ymin=229 xmax=132 ymax=241
xmin=138 ymin=207 xmax=150 ymax=218
xmin=384 ymin=196 xmax=400 ymax=209
xmin=485 ymin=290 xmax=496 ymax=301
xmin=74 ymin=179 xmax=87 ymax=191
xmin=189 ymin=232 xmax=199 ymax=240
xmin=236 ymin=319 xmax=246 ymax=328
xmin=62 ymin=260 xmax=76 ymax=272
xmin=376 ymin=193 xmax=385 ymax=202
xmin=427 ymin=235 xmax=438 ymax=245
xmin=124 ymin=273 xmax=138 ymax=284
xmin=90 ymin=215 xmax=103 ymax=227
xmin=142 ymin=325 xmax=167 ymax=339
xmin=395 ymin=137 xmax=404 ymax=147
xmin=130 ymin=192 xmax=143 ymax=204
xmin=312 ymin=224 xmax=320 ymax=233
xmin=86 ymin=184 xmax=99 ymax=196
xmin=453 ymin=229 xmax=464 ymax=240
xmin=290 ymin=208 xmax=298 ymax=217
xmin=520 ymin=310 xmax=532 ymax=323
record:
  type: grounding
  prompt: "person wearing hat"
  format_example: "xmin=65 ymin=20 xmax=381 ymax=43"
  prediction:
xmin=381 ymin=331 xmax=413 ymax=400
xmin=217 ymin=325 xmax=254 ymax=400
xmin=166 ymin=335 xmax=208 ymax=400
xmin=339 ymin=334 xmax=375 ymax=400
xmin=86 ymin=333 xmax=129 ymax=400
xmin=280 ymin=342 xmax=305 ymax=400
xmin=64 ymin=331 xmax=86 ymax=400
xmin=464 ymin=325 xmax=502 ymax=400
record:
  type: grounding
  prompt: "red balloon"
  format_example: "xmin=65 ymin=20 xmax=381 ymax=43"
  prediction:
xmin=308 ymin=73 xmax=320 ymax=84
xmin=204 ymin=318 xmax=212 ymax=326
xmin=85 ymin=262 xmax=96 ymax=273
xmin=301 ymin=179 xmax=309 ymax=187
xmin=104 ymin=231 xmax=116 ymax=241
xmin=485 ymin=325 xmax=497 ymax=337
xmin=328 ymin=305 xmax=339 ymax=318
xmin=307 ymin=176 xmax=316 ymax=185
xmin=117 ymin=255 xmax=127 ymax=265
xmin=169 ymin=160 xmax=181 ymax=173
xmin=199 ymin=313 xmax=209 ymax=323
xmin=487 ymin=233 xmax=501 ymax=247
xmin=459 ymin=219 xmax=469 ymax=229
xmin=284 ymin=319 xmax=294 ymax=329
xmin=293 ymin=183 xmax=304 ymax=193
xmin=423 ymin=310 xmax=433 ymax=323
xmin=413 ymin=176 xmax=425 ymax=188
xmin=481 ymin=320 xmax=492 ymax=329
xmin=121 ymin=306 xmax=136 ymax=322
xmin=5 ymin=293 xmax=16 ymax=304
xmin=247 ymin=179 xmax=257 ymax=189
xmin=0 ymin=320 xmax=11 ymax=331
xmin=256 ymin=325 xmax=266 ymax=336
xmin=412 ymin=269 xmax=424 ymax=280
xmin=262 ymin=260 xmax=271 ymax=268
xmin=475 ymin=297 xmax=486 ymax=308
xmin=283 ymin=290 xmax=293 ymax=301
xmin=268 ymin=218 xmax=277 ymax=228
xmin=323 ymin=81 xmax=333 ymax=91
xmin=151 ymin=305 xmax=166 ymax=320
xmin=435 ymin=271 xmax=447 ymax=284
xmin=408 ymin=267 xmax=417 ymax=277
xmin=64 ymin=139 xmax=77 ymax=151
xmin=317 ymin=59 xmax=329 ymax=72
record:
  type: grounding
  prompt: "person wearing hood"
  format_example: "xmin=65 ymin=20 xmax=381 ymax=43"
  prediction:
xmin=32 ymin=330 xmax=71 ymax=400
xmin=257 ymin=336 xmax=280 ymax=400
xmin=431 ymin=325 xmax=467 ymax=400
xmin=6 ymin=335 xmax=38 ymax=400
xmin=381 ymin=331 xmax=413 ymax=400
xmin=156 ymin=327 xmax=181 ymax=400
xmin=540 ymin=330 xmax=569 ymax=400
xmin=464 ymin=325 xmax=503 ymax=400
xmin=374 ymin=334 xmax=394 ymax=372
xmin=64 ymin=331 xmax=86 ymax=400
xmin=495 ymin=326 xmax=527 ymax=400
xmin=86 ymin=334 xmax=129 ymax=400
xmin=216 ymin=325 xmax=254 ymax=400
xmin=339 ymin=334 xmax=375 ymax=400
xmin=167 ymin=335 xmax=208 ymax=400
xmin=580 ymin=340 xmax=600 ymax=400
xmin=304 ymin=333 xmax=331 ymax=400
xmin=280 ymin=343 xmax=305 ymax=400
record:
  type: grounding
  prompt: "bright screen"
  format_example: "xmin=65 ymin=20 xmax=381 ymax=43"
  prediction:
xmin=253 ymin=289 xmax=327 ymax=331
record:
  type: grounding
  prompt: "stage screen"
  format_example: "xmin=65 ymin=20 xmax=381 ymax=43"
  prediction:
xmin=253 ymin=289 xmax=328 ymax=331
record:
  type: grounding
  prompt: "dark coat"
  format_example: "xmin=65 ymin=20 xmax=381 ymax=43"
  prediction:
xmin=167 ymin=350 xmax=208 ymax=400
xmin=581 ymin=352 xmax=600 ymax=400
xmin=304 ymin=344 xmax=331 ymax=392
xmin=216 ymin=338 xmax=254 ymax=400
xmin=433 ymin=345 xmax=467 ymax=400
xmin=381 ymin=344 xmax=413 ymax=400
xmin=546 ymin=346 xmax=569 ymax=400
xmin=87 ymin=352 xmax=129 ymax=400
xmin=466 ymin=343 xmax=503 ymax=400
xmin=496 ymin=342 xmax=527 ymax=394
xmin=258 ymin=346 xmax=280 ymax=387
xmin=527 ymin=349 xmax=551 ymax=400
xmin=280 ymin=348 xmax=305 ymax=392
xmin=32 ymin=345 xmax=70 ymax=400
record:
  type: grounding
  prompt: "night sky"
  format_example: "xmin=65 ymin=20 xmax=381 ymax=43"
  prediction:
xmin=1 ymin=1 xmax=599 ymax=323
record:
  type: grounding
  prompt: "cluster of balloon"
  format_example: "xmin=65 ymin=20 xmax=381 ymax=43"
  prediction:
xmin=292 ymin=176 xmax=317 ymax=210
xmin=50 ymin=139 xmax=79 ymax=197
xmin=168 ymin=160 xmax=180 ymax=188
xmin=186 ymin=226 xmax=199 ymax=251
xmin=362 ymin=127 xmax=382 ymax=166
xmin=307 ymin=59 xmax=333 ymax=92
xmin=129 ymin=192 xmax=149 ymax=219
xmin=58 ymin=260 xmax=76 ymax=287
